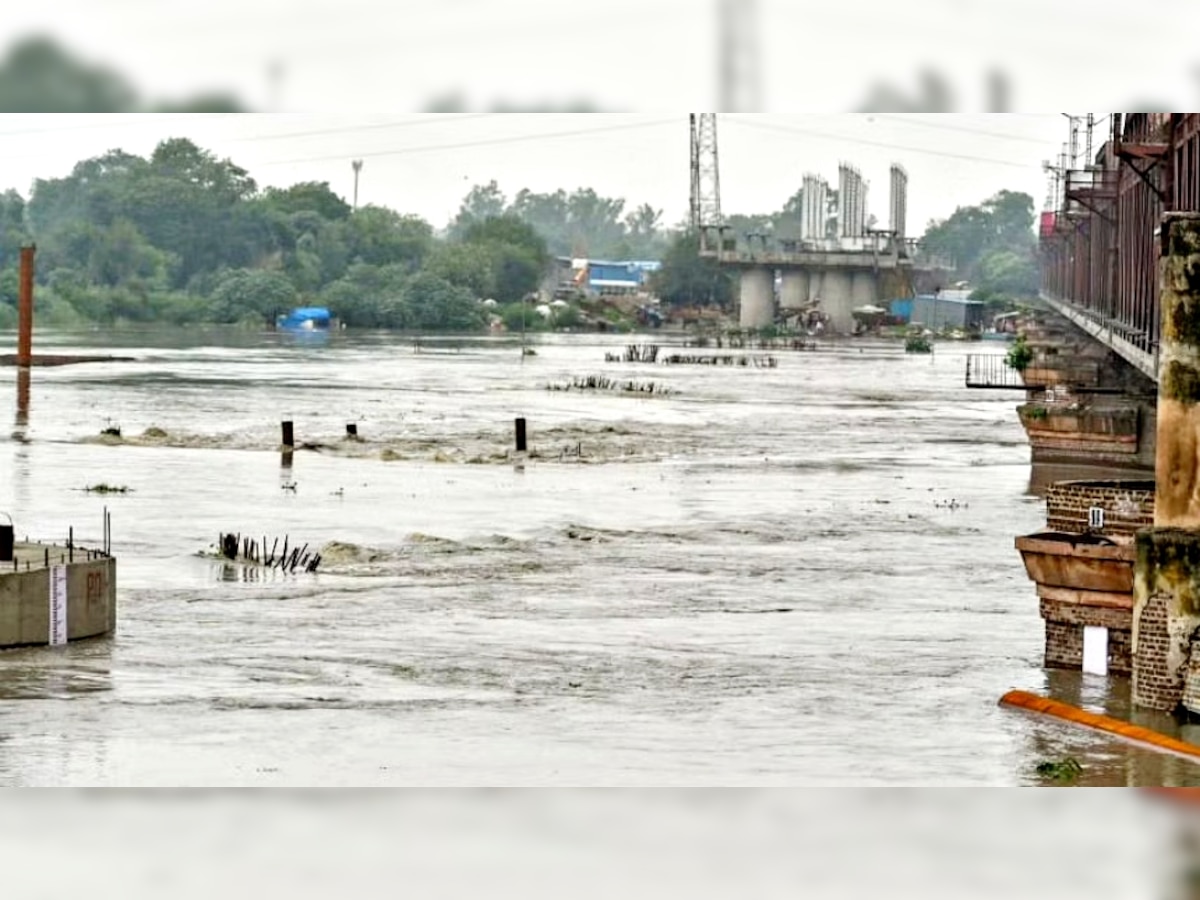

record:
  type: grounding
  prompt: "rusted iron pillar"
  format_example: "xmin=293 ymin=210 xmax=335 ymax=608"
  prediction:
xmin=16 ymin=244 xmax=34 ymax=367
xmin=1133 ymin=212 xmax=1200 ymax=711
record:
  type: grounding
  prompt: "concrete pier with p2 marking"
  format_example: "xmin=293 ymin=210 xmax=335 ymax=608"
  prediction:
xmin=0 ymin=543 xmax=116 ymax=648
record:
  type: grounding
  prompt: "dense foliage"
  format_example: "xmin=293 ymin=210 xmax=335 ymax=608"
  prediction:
xmin=648 ymin=233 xmax=734 ymax=308
xmin=921 ymin=189 xmax=1039 ymax=302
xmin=0 ymin=128 xmax=1044 ymax=331
xmin=448 ymin=180 xmax=669 ymax=259
xmin=2 ymin=139 xmax=558 ymax=330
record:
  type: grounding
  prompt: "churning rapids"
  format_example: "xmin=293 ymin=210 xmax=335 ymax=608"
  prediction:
xmin=0 ymin=329 xmax=1196 ymax=786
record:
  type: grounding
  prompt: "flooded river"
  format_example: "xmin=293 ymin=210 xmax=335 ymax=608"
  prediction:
xmin=0 ymin=329 xmax=1195 ymax=786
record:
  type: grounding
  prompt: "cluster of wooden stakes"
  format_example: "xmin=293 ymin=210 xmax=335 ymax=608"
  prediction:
xmin=219 ymin=533 xmax=321 ymax=574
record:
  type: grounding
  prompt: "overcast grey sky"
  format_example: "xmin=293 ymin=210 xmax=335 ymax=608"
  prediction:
xmin=0 ymin=114 xmax=1069 ymax=234
xmin=2 ymin=0 xmax=1198 ymax=113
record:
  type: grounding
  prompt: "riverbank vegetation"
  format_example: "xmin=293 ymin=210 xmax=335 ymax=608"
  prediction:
xmin=0 ymin=135 xmax=1042 ymax=333
xmin=921 ymin=189 xmax=1039 ymax=310
xmin=0 ymin=139 xmax=677 ymax=332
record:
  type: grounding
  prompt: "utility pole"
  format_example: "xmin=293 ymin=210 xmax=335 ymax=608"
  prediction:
xmin=352 ymin=160 xmax=363 ymax=211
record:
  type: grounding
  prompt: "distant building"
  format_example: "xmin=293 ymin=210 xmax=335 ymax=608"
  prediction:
xmin=556 ymin=258 xmax=662 ymax=297
xmin=889 ymin=292 xmax=985 ymax=330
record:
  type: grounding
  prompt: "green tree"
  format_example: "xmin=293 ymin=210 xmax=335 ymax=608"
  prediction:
xmin=320 ymin=263 xmax=409 ymax=328
xmin=262 ymin=182 xmax=351 ymax=221
xmin=405 ymin=272 xmax=483 ymax=331
xmin=623 ymin=203 xmax=665 ymax=257
xmin=501 ymin=302 xmax=547 ymax=332
xmin=0 ymin=267 xmax=18 ymax=306
xmin=83 ymin=218 xmax=173 ymax=287
xmin=426 ymin=242 xmax=498 ymax=299
xmin=650 ymin=233 xmax=733 ymax=307
xmin=209 ymin=269 xmax=297 ymax=324
xmin=564 ymin=188 xmax=626 ymax=256
xmin=345 ymin=206 xmax=433 ymax=271
xmin=920 ymin=189 xmax=1036 ymax=278
xmin=463 ymin=214 xmax=547 ymax=261
xmin=0 ymin=189 xmax=28 ymax=269
xmin=976 ymin=248 xmax=1038 ymax=296
xmin=458 ymin=214 xmax=547 ymax=303
xmin=149 ymin=138 xmax=256 ymax=204
xmin=509 ymin=188 xmax=569 ymax=255
xmin=449 ymin=180 xmax=508 ymax=237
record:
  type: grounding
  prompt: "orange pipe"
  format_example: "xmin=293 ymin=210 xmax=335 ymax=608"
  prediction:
xmin=17 ymin=244 xmax=34 ymax=367
xmin=1000 ymin=689 xmax=1200 ymax=761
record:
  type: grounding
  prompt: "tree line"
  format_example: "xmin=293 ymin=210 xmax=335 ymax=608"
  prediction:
xmin=0 ymin=137 xmax=696 ymax=331
xmin=919 ymin=189 xmax=1039 ymax=305
xmin=0 ymin=139 xmax=593 ymax=331
xmin=0 ymin=133 xmax=1040 ymax=331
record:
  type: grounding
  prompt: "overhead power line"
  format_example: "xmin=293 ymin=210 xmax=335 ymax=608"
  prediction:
xmin=221 ymin=114 xmax=497 ymax=143
xmin=253 ymin=117 xmax=680 ymax=167
xmin=722 ymin=116 xmax=1040 ymax=169
xmin=868 ymin=114 xmax=1056 ymax=146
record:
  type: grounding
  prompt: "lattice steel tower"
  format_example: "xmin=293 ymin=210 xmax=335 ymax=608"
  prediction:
xmin=689 ymin=113 xmax=723 ymax=236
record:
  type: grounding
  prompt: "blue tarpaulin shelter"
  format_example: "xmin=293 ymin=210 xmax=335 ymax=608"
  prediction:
xmin=277 ymin=307 xmax=332 ymax=331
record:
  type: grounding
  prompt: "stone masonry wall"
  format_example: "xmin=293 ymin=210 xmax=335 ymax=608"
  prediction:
xmin=1040 ymin=597 xmax=1132 ymax=674
xmin=1133 ymin=592 xmax=1179 ymax=711
xmin=1045 ymin=481 xmax=1156 ymax=537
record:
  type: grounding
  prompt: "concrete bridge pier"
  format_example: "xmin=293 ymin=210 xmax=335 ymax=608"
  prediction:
xmin=1133 ymin=212 xmax=1200 ymax=712
xmin=817 ymin=270 xmax=854 ymax=334
xmin=779 ymin=271 xmax=811 ymax=312
xmin=738 ymin=267 xmax=775 ymax=329
xmin=851 ymin=271 xmax=877 ymax=308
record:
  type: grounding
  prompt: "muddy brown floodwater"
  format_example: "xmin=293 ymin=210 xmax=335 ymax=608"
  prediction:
xmin=0 ymin=328 xmax=1196 ymax=786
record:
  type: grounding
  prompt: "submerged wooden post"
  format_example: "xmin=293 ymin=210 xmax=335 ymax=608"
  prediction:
xmin=346 ymin=423 xmax=358 ymax=438
xmin=515 ymin=417 xmax=527 ymax=454
xmin=17 ymin=244 xmax=34 ymax=367
xmin=1134 ymin=212 xmax=1200 ymax=712
xmin=281 ymin=421 xmax=294 ymax=447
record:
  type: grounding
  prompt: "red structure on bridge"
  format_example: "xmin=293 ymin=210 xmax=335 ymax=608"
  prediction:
xmin=1039 ymin=113 xmax=1200 ymax=380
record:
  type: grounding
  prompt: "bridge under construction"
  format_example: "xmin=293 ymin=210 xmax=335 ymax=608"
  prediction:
xmin=687 ymin=113 xmax=950 ymax=333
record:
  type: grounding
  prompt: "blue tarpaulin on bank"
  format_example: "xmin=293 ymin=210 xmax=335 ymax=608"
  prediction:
xmin=277 ymin=307 xmax=332 ymax=330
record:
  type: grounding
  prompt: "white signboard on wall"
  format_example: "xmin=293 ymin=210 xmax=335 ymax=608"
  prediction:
xmin=1082 ymin=626 xmax=1108 ymax=676
xmin=49 ymin=565 xmax=67 ymax=647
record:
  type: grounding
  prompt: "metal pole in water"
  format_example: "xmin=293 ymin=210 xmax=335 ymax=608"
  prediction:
xmin=17 ymin=244 xmax=34 ymax=368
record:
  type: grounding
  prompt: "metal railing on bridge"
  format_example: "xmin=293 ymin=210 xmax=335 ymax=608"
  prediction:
xmin=965 ymin=354 xmax=1026 ymax=390
xmin=965 ymin=353 xmax=1115 ymax=392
